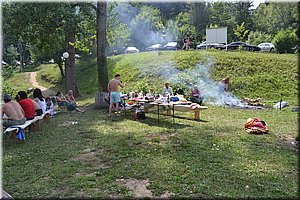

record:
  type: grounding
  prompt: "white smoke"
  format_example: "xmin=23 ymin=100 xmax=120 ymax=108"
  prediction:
xmin=113 ymin=3 xmax=178 ymax=51
xmin=147 ymin=58 xmax=247 ymax=107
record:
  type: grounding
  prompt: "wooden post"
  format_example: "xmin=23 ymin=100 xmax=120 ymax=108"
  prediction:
xmin=194 ymin=108 xmax=200 ymax=120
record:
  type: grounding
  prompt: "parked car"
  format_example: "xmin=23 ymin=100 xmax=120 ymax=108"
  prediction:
xmin=160 ymin=42 xmax=180 ymax=51
xmin=258 ymin=43 xmax=275 ymax=52
xmin=2 ymin=61 xmax=7 ymax=65
xmin=146 ymin=44 xmax=163 ymax=51
xmin=15 ymin=60 xmax=21 ymax=65
xmin=75 ymin=54 xmax=81 ymax=59
xmin=226 ymin=42 xmax=260 ymax=51
xmin=48 ymin=59 xmax=55 ymax=64
xmin=292 ymin=45 xmax=298 ymax=53
xmin=125 ymin=47 xmax=139 ymax=54
xmin=196 ymin=41 xmax=225 ymax=50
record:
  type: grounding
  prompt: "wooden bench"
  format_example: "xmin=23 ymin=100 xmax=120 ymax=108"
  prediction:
xmin=4 ymin=110 xmax=51 ymax=142
xmin=173 ymin=105 xmax=208 ymax=120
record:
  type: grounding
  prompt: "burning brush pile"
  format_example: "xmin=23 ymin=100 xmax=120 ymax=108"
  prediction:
xmin=214 ymin=95 xmax=266 ymax=110
xmin=240 ymin=98 xmax=266 ymax=109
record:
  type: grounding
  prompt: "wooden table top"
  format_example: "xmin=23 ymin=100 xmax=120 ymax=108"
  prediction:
xmin=149 ymin=101 xmax=192 ymax=106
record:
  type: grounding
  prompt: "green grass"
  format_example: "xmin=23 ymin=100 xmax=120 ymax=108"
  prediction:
xmin=2 ymin=105 xmax=298 ymax=198
xmin=4 ymin=72 xmax=32 ymax=93
xmin=36 ymin=64 xmax=62 ymax=90
xmin=2 ymin=50 xmax=298 ymax=198
xmin=10 ymin=51 xmax=296 ymax=103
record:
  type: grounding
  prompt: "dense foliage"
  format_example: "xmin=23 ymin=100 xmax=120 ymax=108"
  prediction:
xmin=3 ymin=1 xmax=298 ymax=65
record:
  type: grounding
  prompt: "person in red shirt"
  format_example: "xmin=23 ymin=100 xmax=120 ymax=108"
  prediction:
xmin=190 ymin=85 xmax=204 ymax=105
xmin=17 ymin=91 xmax=35 ymax=120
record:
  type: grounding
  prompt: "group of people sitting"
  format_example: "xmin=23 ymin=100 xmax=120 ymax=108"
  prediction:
xmin=55 ymin=90 xmax=85 ymax=113
xmin=2 ymin=89 xmax=84 ymax=128
xmin=2 ymin=88 xmax=54 ymax=128
xmin=162 ymin=82 xmax=204 ymax=105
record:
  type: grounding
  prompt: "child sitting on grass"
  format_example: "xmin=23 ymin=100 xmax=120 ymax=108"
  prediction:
xmin=45 ymin=96 xmax=56 ymax=116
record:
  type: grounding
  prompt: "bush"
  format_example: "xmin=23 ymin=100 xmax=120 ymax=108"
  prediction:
xmin=247 ymin=31 xmax=272 ymax=46
xmin=272 ymin=29 xmax=298 ymax=53
xmin=2 ymin=81 xmax=16 ymax=97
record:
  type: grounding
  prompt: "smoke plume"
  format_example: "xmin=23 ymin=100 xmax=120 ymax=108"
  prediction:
xmin=143 ymin=57 xmax=246 ymax=107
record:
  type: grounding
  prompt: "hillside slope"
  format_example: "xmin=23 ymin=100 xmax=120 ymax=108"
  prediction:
xmin=74 ymin=51 xmax=297 ymax=101
xmin=7 ymin=51 xmax=295 ymax=103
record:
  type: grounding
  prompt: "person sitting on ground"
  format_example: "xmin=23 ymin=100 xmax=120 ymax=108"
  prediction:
xmin=33 ymin=88 xmax=46 ymax=113
xmin=162 ymin=82 xmax=173 ymax=97
xmin=55 ymin=91 xmax=85 ymax=113
xmin=219 ymin=76 xmax=231 ymax=93
xmin=145 ymin=88 xmax=155 ymax=100
xmin=65 ymin=90 xmax=77 ymax=105
xmin=45 ymin=96 xmax=56 ymax=116
xmin=107 ymin=73 xmax=126 ymax=116
xmin=55 ymin=91 xmax=68 ymax=107
xmin=190 ymin=85 xmax=204 ymax=105
xmin=17 ymin=91 xmax=36 ymax=120
xmin=2 ymin=94 xmax=26 ymax=128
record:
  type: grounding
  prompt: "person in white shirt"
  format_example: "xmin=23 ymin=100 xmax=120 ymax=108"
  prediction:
xmin=162 ymin=82 xmax=173 ymax=97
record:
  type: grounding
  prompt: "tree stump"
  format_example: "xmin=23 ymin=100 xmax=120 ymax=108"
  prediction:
xmin=95 ymin=92 xmax=109 ymax=109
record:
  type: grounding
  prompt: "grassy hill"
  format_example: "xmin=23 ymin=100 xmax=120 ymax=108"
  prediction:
xmin=35 ymin=50 xmax=298 ymax=104
xmin=4 ymin=50 xmax=297 ymax=103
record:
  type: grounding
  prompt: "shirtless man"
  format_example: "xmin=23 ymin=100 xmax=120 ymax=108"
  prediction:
xmin=107 ymin=74 xmax=126 ymax=116
xmin=2 ymin=94 xmax=26 ymax=127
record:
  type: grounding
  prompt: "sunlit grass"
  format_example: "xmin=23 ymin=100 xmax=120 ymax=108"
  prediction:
xmin=3 ymin=103 xmax=298 ymax=198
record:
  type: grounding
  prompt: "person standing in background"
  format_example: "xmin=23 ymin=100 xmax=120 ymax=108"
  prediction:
xmin=107 ymin=74 xmax=126 ymax=116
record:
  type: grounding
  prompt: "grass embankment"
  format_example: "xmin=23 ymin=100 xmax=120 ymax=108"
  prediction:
xmin=2 ymin=50 xmax=298 ymax=198
xmin=45 ymin=51 xmax=298 ymax=102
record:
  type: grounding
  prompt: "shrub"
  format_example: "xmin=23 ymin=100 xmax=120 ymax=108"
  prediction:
xmin=272 ymin=29 xmax=298 ymax=53
xmin=247 ymin=31 xmax=272 ymax=46
xmin=2 ymin=81 xmax=16 ymax=97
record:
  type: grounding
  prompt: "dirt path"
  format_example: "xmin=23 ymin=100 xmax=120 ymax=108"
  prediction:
xmin=28 ymin=72 xmax=56 ymax=96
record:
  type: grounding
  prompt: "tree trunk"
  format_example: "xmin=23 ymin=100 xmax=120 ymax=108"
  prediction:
xmin=57 ymin=56 xmax=65 ymax=78
xmin=97 ymin=1 xmax=108 ymax=92
xmin=65 ymin=31 xmax=81 ymax=97
xmin=18 ymin=41 xmax=24 ymax=72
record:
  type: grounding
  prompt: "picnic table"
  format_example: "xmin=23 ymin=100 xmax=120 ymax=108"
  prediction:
xmin=122 ymin=97 xmax=208 ymax=122
xmin=149 ymin=101 xmax=208 ymax=123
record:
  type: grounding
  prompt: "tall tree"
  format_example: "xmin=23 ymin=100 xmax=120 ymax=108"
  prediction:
xmin=96 ymin=2 xmax=108 ymax=92
xmin=146 ymin=2 xmax=189 ymax=20
xmin=253 ymin=2 xmax=298 ymax=35
xmin=129 ymin=5 xmax=164 ymax=49
xmin=190 ymin=2 xmax=210 ymax=42
xmin=208 ymin=2 xmax=237 ymax=42
xmin=232 ymin=0 xmax=253 ymax=32
xmin=2 ymin=2 xmax=95 ymax=96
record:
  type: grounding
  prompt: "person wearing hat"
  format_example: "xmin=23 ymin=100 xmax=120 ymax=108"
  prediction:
xmin=2 ymin=94 xmax=26 ymax=127
xmin=190 ymin=85 xmax=204 ymax=105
